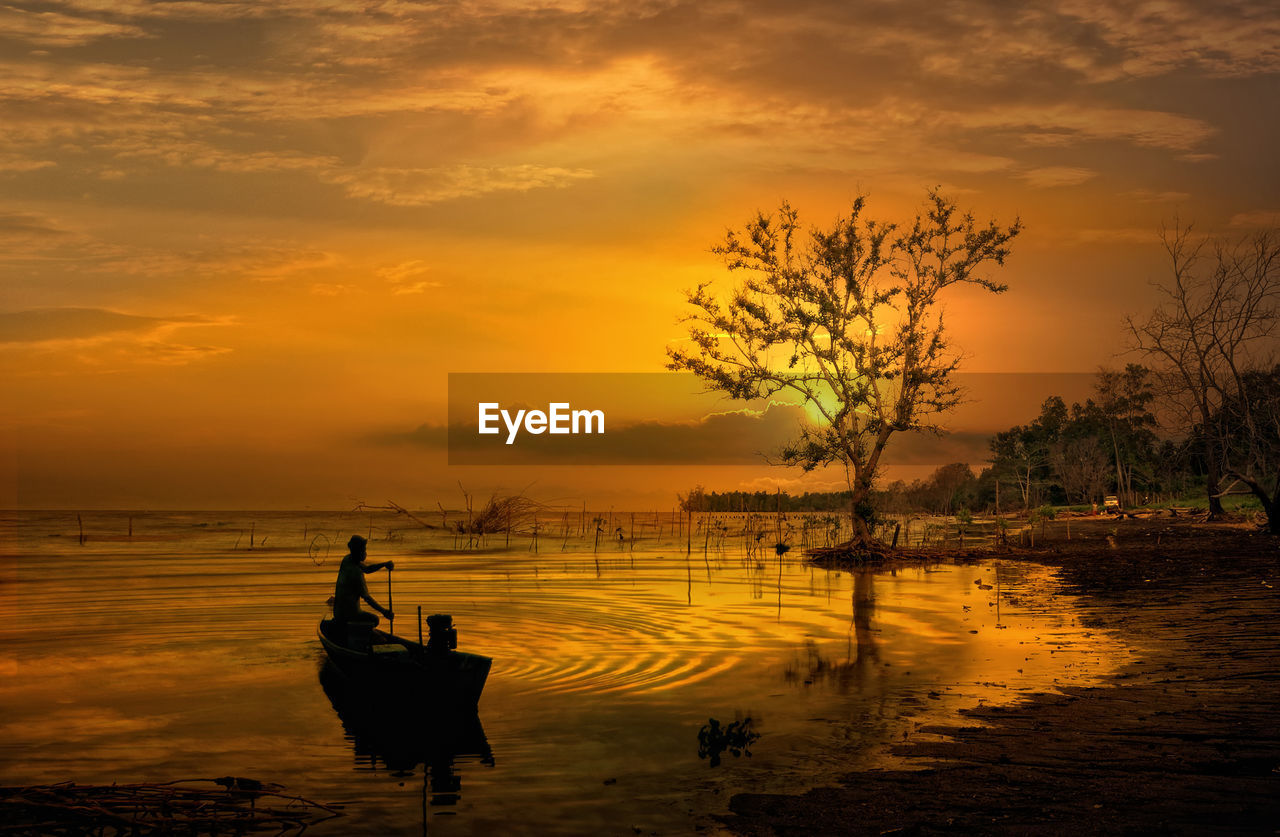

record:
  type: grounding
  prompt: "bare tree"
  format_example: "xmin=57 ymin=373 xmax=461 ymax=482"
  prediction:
xmin=1051 ymin=436 xmax=1112 ymax=505
xmin=1088 ymin=365 xmax=1158 ymax=507
xmin=1217 ymin=366 xmax=1280 ymax=530
xmin=668 ymin=189 xmax=1020 ymax=547
xmin=1127 ymin=222 xmax=1280 ymax=521
xmin=990 ymin=396 xmax=1064 ymax=511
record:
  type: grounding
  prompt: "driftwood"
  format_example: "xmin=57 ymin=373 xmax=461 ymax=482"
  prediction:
xmin=356 ymin=490 xmax=549 ymax=537
xmin=464 ymin=493 xmax=547 ymax=535
xmin=0 ymin=778 xmax=342 ymax=835
xmin=352 ymin=500 xmax=438 ymax=530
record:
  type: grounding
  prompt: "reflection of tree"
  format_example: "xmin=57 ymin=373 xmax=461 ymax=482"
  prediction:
xmin=851 ymin=570 xmax=879 ymax=669
xmin=697 ymin=716 xmax=761 ymax=767
xmin=784 ymin=570 xmax=882 ymax=694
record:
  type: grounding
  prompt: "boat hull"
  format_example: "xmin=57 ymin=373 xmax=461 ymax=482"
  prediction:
xmin=317 ymin=619 xmax=491 ymax=710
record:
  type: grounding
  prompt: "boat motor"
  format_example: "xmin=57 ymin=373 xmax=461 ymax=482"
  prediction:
xmin=426 ymin=613 xmax=458 ymax=655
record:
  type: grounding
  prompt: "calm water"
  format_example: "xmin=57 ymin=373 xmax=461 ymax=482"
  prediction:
xmin=0 ymin=511 xmax=1128 ymax=834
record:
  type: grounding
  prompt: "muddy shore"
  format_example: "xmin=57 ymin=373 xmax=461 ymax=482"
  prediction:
xmin=721 ymin=517 xmax=1280 ymax=835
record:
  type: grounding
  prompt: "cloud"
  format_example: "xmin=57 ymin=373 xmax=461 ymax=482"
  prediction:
xmin=1124 ymin=189 xmax=1191 ymax=203
xmin=106 ymin=242 xmax=337 ymax=282
xmin=0 ymin=211 xmax=68 ymax=237
xmin=0 ymin=6 xmax=148 ymax=47
xmin=951 ymin=105 xmax=1215 ymax=151
xmin=375 ymin=259 xmax=441 ymax=293
xmin=0 ymin=307 xmax=232 ymax=368
xmin=322 ymin=164 xmax=596 ymax=206
xmin=376 ymin=260 xmax=431 ymax=282
xmin=130 ymin=341 xmax=232 ymax=365
xmin=0 ymin=307 xmax=206 ymax=343
xmin=1229 ymin=210 xmax=1280 ymax=229
xmin=0 ymin=155 xmax=56 ymax=173
xmin=1019 ymin=166 xmax=1097 ymax=188
xmin=391 ymin=281 xmax=441 ymax=295
xmin=113 ymin=143 xmax=338 ymax=175
xmin=1053 ymin=0 xmax=1280 ymax=79
xmin=0 ymin=0 xmax=1243 ymax=228
xmin=309 ymin=283 xmax=358 ymax=296
xmin=1069 ymin=227 xmax=1160 ymax=244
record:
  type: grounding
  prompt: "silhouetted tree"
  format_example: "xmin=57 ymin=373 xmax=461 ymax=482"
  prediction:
xmin=928 ymin=462 xmax=977 ymax=514
xmin=1127 ymin=222 xmax=1280 ymax=519
xmin=668 ymin=190 xmax=1020 ymax=547
xmin=678 ymin=485 xmax=708 ymax=513
xmin=990 ymin=396 xmax=1065 ymax=509
xmin=1212 ymin=365 xmax=1280 ymax=531
xmin=1074 ymin=365 xmax=1158 ymax=506
xmin=1051 ymin=436 xmax=1112 ymax=504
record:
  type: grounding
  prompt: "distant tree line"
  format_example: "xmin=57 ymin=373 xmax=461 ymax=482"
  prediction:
xmin=678 ymin=486 xmax=858 ymax=514
xmin=986 ymin=361 xmax=1280 ymax=521
xmin=678 ymin=465 xmax=985 ymax=518
xmin=990 ymin=220 xmax=1280 ymax=530
xmin=989 ymin=365 xmax=1175 ymax=510
xmin=681 ymin=355 xmax=1280 ymax=522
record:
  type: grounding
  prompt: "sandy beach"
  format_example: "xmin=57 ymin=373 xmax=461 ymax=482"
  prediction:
xmin=723 ymin=517 xmax=1280 ymax=835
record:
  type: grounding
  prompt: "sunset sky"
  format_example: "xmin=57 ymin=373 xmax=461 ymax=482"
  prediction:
xmin=2 ymin=0 xmax=1278 ymax=509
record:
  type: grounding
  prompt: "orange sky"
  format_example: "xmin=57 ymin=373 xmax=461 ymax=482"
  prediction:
xmin=1 ymin=0 xmax=1278 ymax=509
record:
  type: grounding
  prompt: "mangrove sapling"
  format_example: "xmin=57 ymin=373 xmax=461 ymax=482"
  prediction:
xmin=956 ymin=508 xmax=973 ymax=548
xmin=1035 ymin=504 xmax=1056 ymax=542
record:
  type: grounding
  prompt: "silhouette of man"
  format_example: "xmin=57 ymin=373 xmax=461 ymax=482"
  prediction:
xmin=333 ymin=535 xmax=394 ymax=631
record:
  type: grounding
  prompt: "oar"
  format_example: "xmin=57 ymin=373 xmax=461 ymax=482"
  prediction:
xmin=387 ymin=565 xmax=394 ymax=636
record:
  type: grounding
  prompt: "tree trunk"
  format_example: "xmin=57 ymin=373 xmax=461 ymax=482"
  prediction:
xmin=1205 ymin=447 xmax=1226 ymax=518
xmin=1110 ymin=429 xmax=1125 ymax=508
xmin=846 ymin=479 xmax=880 ymax=548
xmin=1195 ymin=394 xmax=1227 ymax=517
xmin=1225 ymin=470 xmax=1277 ymax=533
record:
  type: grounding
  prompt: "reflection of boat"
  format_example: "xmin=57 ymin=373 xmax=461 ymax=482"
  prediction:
xmin=319 ymin=661 xmax=493 ymax=772
xmin=319 ymin=661 xmax=493 ymax=808
xmin=317 ymin=616 xmax=492 ymax=710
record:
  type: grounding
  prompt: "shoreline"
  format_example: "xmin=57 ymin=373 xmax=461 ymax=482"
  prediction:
xmin=721 ymin=518 xmax=1280 ymax=835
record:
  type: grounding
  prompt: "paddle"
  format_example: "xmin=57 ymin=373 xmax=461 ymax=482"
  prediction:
xmin=387 ymin=565 xmax=394 ymax=636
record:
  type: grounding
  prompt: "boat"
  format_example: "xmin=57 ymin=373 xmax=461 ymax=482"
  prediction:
xmin=317 ymin=614 xmax=492 ymax=710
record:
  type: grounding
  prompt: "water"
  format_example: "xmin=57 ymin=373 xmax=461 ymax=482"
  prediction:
xmin=0 ymin=511 xmax=1128 ymax=834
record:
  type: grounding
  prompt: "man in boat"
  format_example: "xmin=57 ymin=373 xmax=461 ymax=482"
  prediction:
xmin=333 ymin=535 xmax=395 ymax=631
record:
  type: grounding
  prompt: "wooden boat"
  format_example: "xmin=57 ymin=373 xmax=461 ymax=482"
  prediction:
xmin=317 ymin=616 xmax=492 ymax=710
